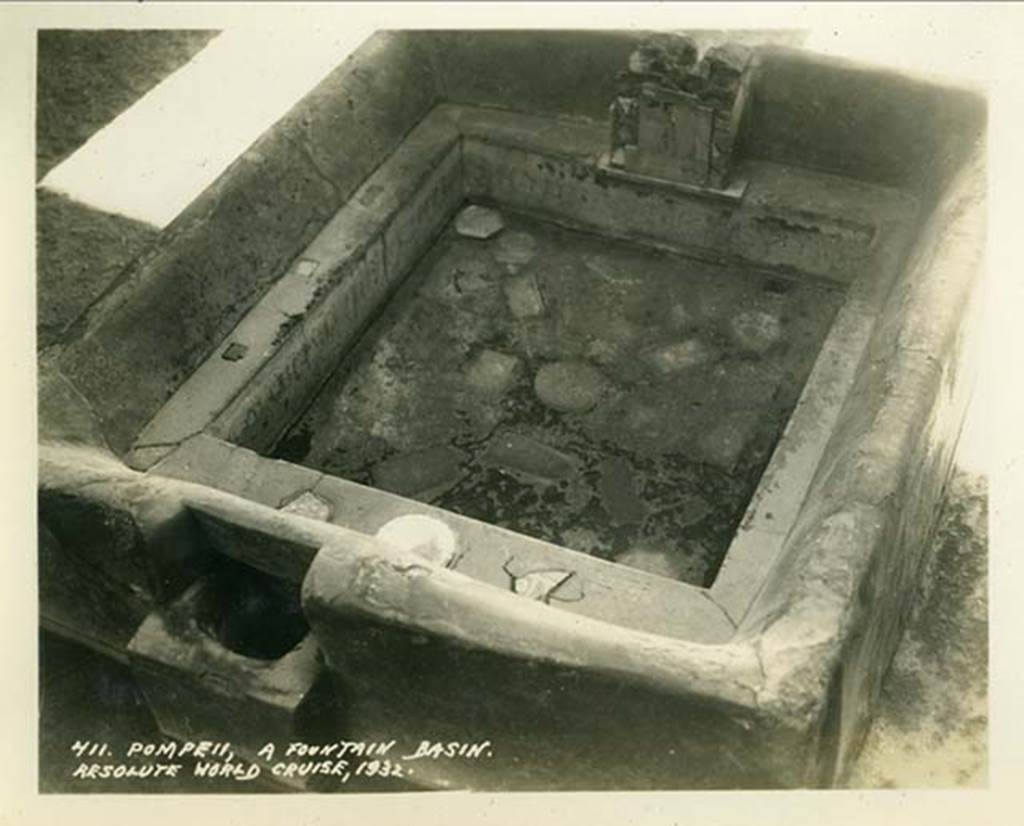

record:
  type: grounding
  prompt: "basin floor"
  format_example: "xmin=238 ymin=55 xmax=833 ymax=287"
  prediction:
xmin=275 ymin=207 xmax=844 ymax=585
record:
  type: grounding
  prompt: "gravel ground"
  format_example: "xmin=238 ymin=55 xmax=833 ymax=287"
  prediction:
xmin=35 ymin=30 xmax=219 ymax=351
xmin=847 ymin=468 xmax=988 ymax=787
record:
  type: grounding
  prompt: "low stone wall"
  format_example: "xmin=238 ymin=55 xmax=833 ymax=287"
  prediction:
xmin=55 ymin=32 xmax=443 ymax=453
xmin=737 ymin=141 xmax=986 ymax=784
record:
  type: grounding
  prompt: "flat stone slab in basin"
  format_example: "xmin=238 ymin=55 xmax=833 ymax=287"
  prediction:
xmin=534 ymin=360 xmax=608 ymax=412
xmin=454 ymin=204 xmax=505 ymax=239
xmin=372 ymin=445 xmax=468 ymax=500
xmin=482 ymin=431 xmax=578 ymax=483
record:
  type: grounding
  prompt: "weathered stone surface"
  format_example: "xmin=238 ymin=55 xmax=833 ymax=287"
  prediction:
xmin=714 ymin=360 xmax=783 ymax=407
xmin=465 ymin=349 xmax=520 ymax=397
xmin=128 ymin=572 xmax=338 ymax=789
xmin=38 ymin=515 xmax=151 ymax=654
xmin=494 ymin=230 xmax=537 ymax=267
xmin=455 ymin=204 xmax=505 ymax=239
xmin=279 ymin=490 xmax=332 ymax=522
xmin=510 ymin=569 xmax=577 ymax=602
xmin=730 ymin=310 xmax=783 ymax=354
xmin=504 ymin=272 xmax=546 ymax=318
xmin=645 ymin=339 xmax=716 ymax=374
xmin=597 ymin=456 xmax=646 ymax=524
xmin=220 ymin=341 xmax=249 ymax=361
xmin=38 ymin=358 xmax=110 ymax=449
xmin=701 ymin=43 xmax=753 ymax=104
xmin=38 ymin=488 xmax=154 ymax=625
xmin=372 ymin=445 xmax=468 ymax=500
xmin=614 ymin=547 xmax=694 ymax=581
xmin=846 ymin=470 xmax=987 ymax=788
xmin=302 ymin=540 xmax=760 ymax=791
xmin=626 ymin=34 xmax=698 ymax=81
xmin=533 ymin=360 xmax=608 ymax=413
xmin=694 ymin=410 xmax=760 ymax=472
xmin=668 ymin=301 xmax=693 ymax=330
xmin=482 ymin=432 xmax=577 ymax=483
xmin=611 ymin=37 xmax=752 ymax=187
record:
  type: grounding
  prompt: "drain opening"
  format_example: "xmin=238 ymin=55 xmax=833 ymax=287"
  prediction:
xmin=195 ymin=557 xmax=308 ymax=660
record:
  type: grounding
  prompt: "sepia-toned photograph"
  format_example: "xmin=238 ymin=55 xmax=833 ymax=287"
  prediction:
xmin=7 ymin=2 xmax=1011 ymax=815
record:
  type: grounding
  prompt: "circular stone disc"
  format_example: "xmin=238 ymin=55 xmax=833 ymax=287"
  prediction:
xmin=534 ymin=360 xmax=608 ymax=412
xmin=376 ymin=514 xmax=457 ymax=567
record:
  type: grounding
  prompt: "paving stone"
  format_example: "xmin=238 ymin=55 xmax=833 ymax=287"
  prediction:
xmin=504 ymin=272 xmax=546 ymax=318
xmin=465 ymin=349 xmax=521 ymax=397
xmin=376 ymin=513 xmax=458 ymax=567
xmin=454 ymin=204 xmax=505 ymax=239
xmin=645 ymin=338 xmax=716 ymax=375
xmin=452 ymin=262 xmax=495 ymax=294
xmin=516 ymin=317 xmax=568 ymax=360
xmin=597 ymin=456 xmax=646 ymax=524
xmin=730 ymin=310 xmax=783 ymax=354
xmin=279 ymin=490 xmax=332 ymax=522
xmin=558 ymin=526 xmax=608 ymax=555
xmin=533 ymin=360 xmax=608 ymax=413
xmin=714 ymin=360 xmax=783 ymax=408
xmin=674 ymin=492 xmax=714 ymax=527
xmin=693 ymin=410 xmax=760 ymax=472
xmin=668 ymin=302 xmax=692 ymax=330
xmin=483 ymin=431 xmax=578 ymax=484
xmin=372 ymin=445 xmax=468 ymax=500
xmin=494 ymin=230 xmax=537 ymax=267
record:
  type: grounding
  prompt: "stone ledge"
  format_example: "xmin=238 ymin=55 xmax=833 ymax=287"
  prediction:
xmin=150 ymin=433 xmax=737 ymax=644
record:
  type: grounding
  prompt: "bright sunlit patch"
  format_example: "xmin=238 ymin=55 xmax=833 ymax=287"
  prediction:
xmin=39 ymin=25 xmax=371 ymax=228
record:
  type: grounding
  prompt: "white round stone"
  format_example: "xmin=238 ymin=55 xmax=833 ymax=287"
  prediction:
xmin=375 ymin=514 xmax=458 ymax=567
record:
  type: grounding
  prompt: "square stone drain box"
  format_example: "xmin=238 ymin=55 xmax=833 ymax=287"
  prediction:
xmin=125 ymin=561 xmax=339 ymax=790
xmin=39 ymin=31 xmax=986 ymax=790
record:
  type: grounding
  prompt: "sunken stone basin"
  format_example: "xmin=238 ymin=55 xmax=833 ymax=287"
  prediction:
xmin=39 ymin=30 xmax=985 ymax=791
